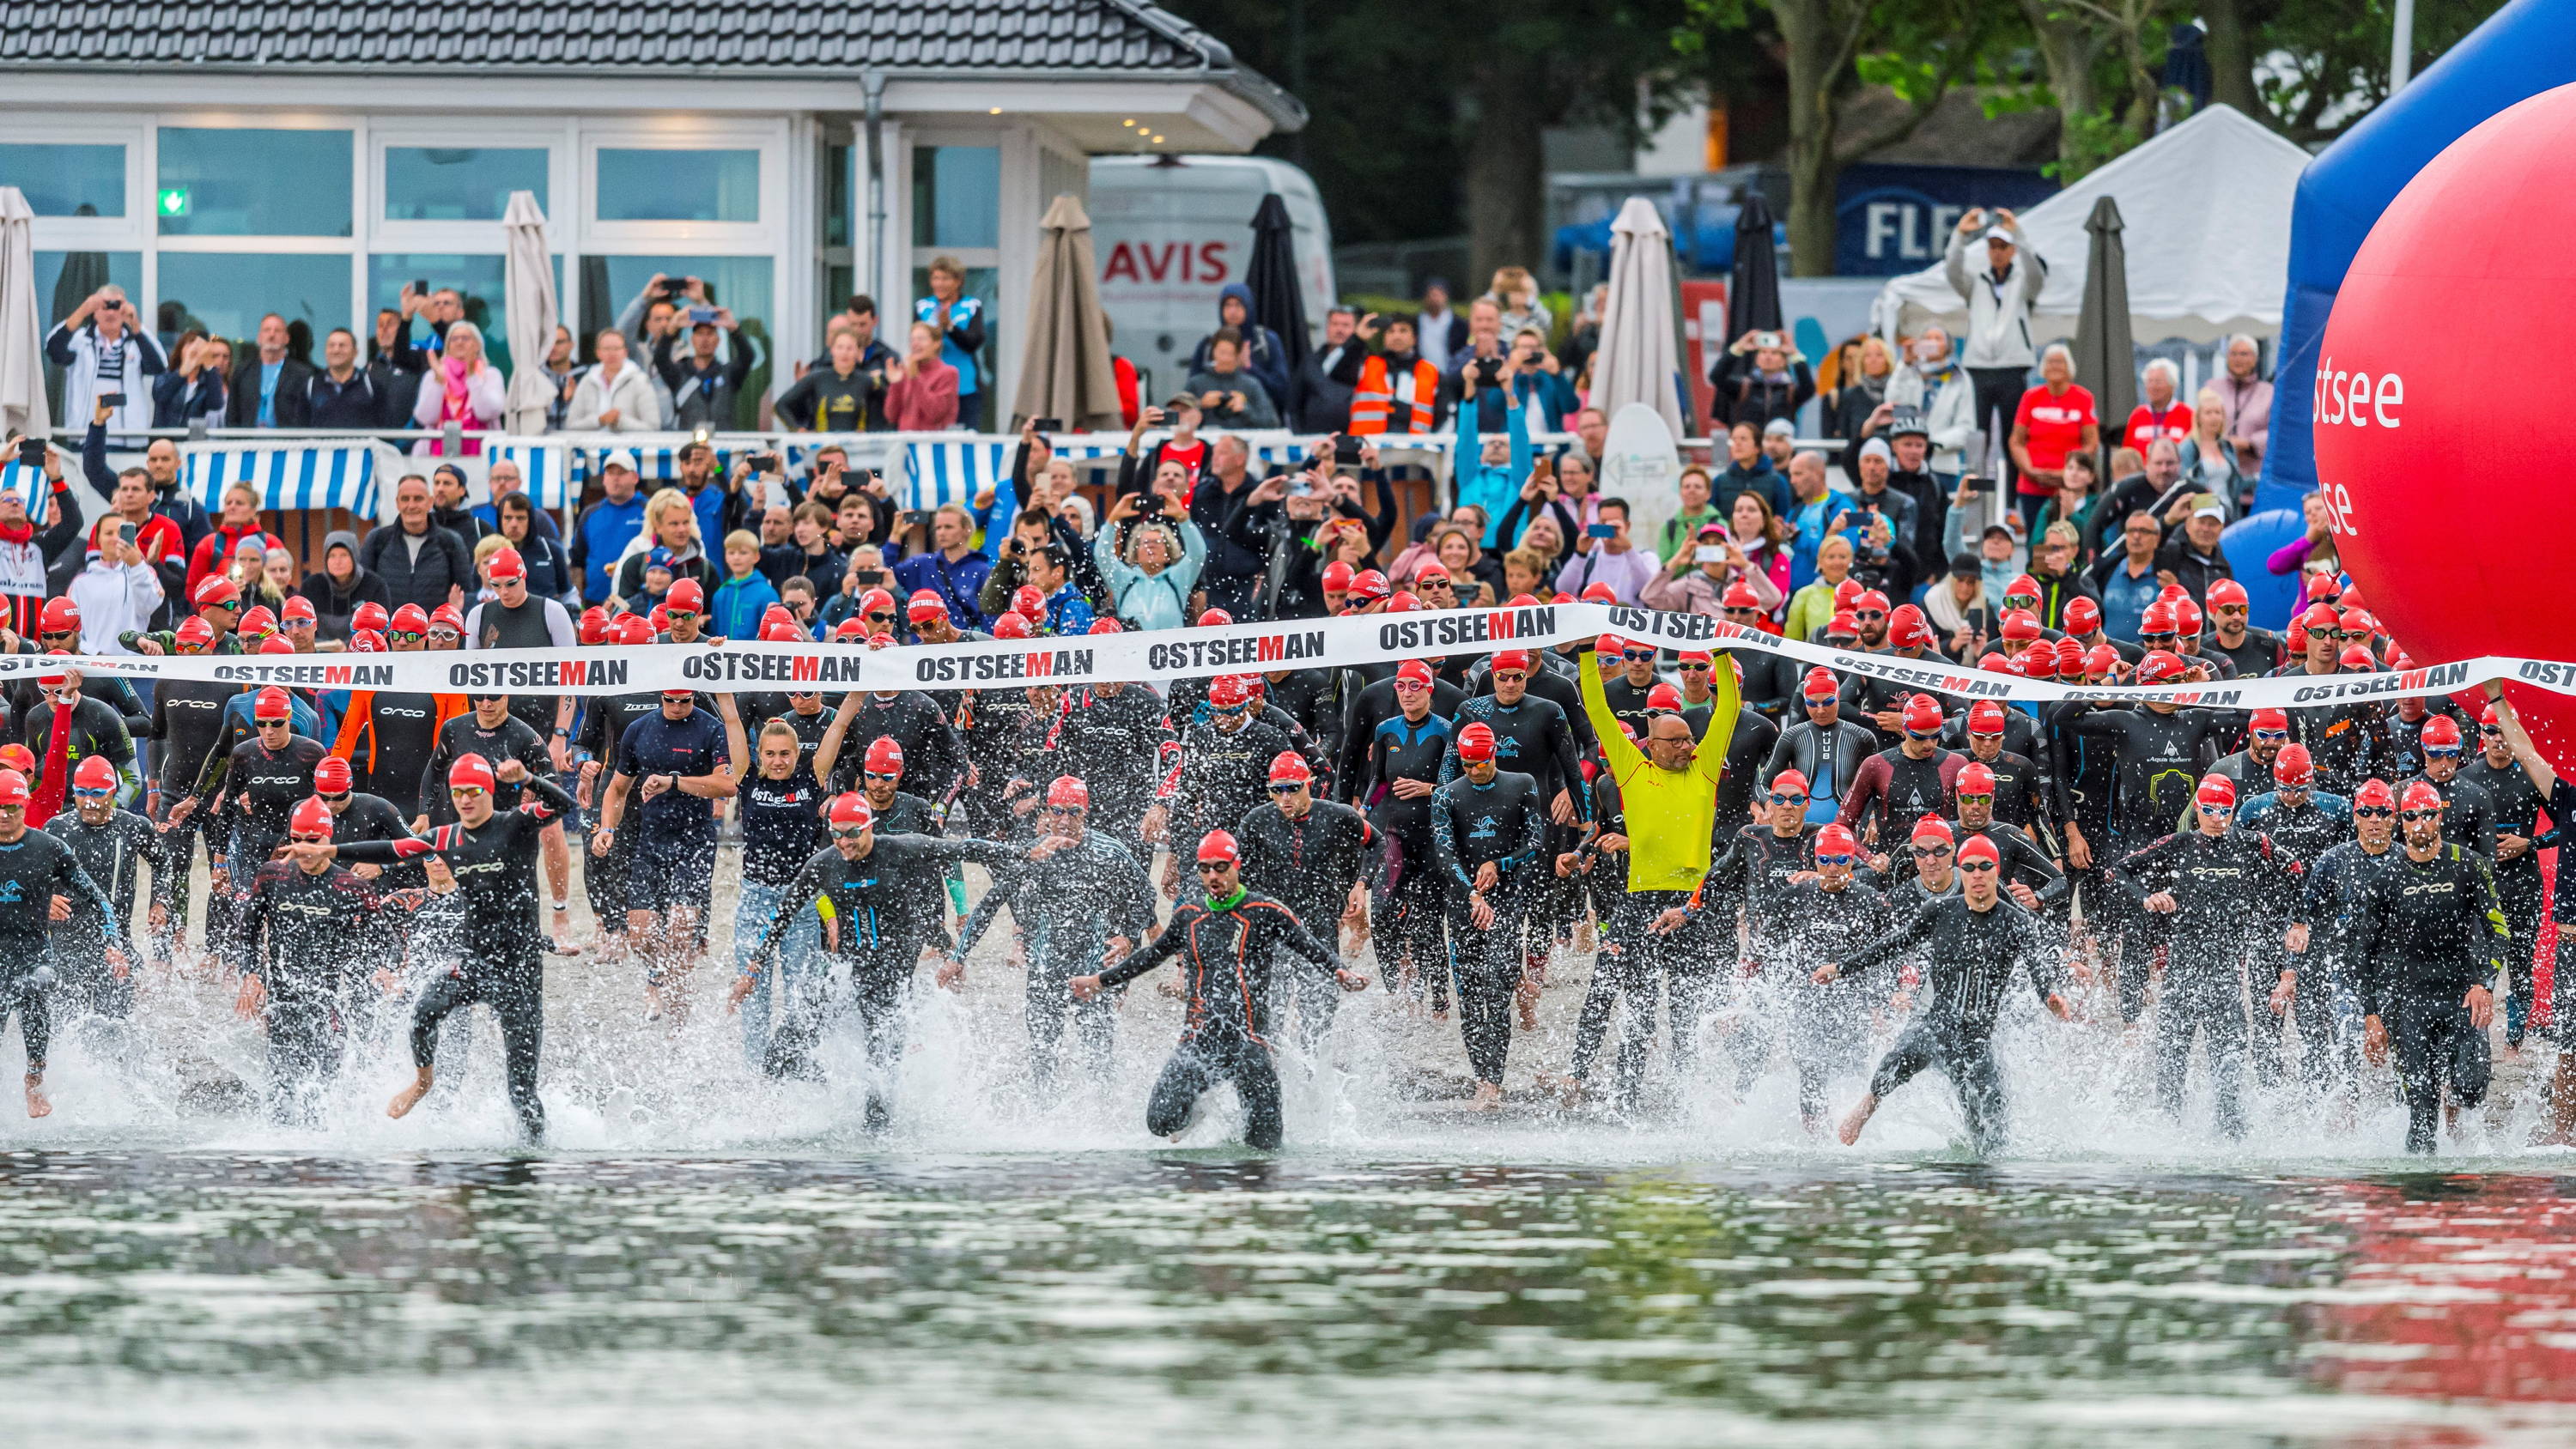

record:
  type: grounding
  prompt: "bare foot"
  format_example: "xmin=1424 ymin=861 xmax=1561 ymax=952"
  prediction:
xmin=388 ymin=1069 xmax=434 ymax=1119
xmin=1469 ymin=1081 xmax=1504 ymax=1113
xmin=1836 ymin=1093 xmax=1879 ymax=1147
xmin=24 ymin=1074 xmax=50 ymax=1119
xmin=1534 ymin=1070 xmax=1584 ymax=1106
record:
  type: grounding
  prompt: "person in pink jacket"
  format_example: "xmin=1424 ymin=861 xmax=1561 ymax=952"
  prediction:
xmin=410 ymin=320 xmax=506 ymax=455
xmin=884 ymin=321 xmax=960 ymax=430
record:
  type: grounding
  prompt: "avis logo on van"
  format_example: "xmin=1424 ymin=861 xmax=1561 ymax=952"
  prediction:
xmin=1103 ymin=241 xmax=1230 ymax=286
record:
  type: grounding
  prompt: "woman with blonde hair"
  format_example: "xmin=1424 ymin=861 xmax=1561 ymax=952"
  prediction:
xmin=410 ymin=319 xmax=506 ymax=455
xmin=610 ymin=485 xmax=714 ymax=603
xmin=1827 ymin=335 xmax=1896 ymax=440
xmin=2178 ymin=385 xmax=2246 ymax=510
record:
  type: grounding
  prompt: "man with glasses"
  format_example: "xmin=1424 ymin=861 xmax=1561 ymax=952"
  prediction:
xmin=1949 ymin=762 xmax=2063 ymax=911
xmin=1838 ymin=694 xmax=1958 ymax=857
xmin=301 ymin=752 xmax=575 ymax=1143
xmin=2265 ymin=603 xmax=2389 ymax=793
xmin=44 ymin=754 xmax=165 ymax=1018
xmin=2342 ymin=779 xmax=2510 ymax=1155
xmin=0 ymin=767 xmax=131 ymax=1120
xmin=167 ymin=687 xmax=325 ymax=961
xmin=2111 ymin=773 xmax=2304 ymax=1140
xmin=944 ymin=776 xmax=1158 ymax=1088
xmin=593 ymin=687 xmax=733 ymax=1022
xmin=2459 ymin=702 xmax=2549 ymax=1047
xmin=1053 ymin=627 xmax=1172 ymax=867
xmin=2200 ymin=578 xmax=2279 ymax=678
xmin=426 ymin=603 xmax=467 ymax=651
xmin=230 ymin=795 xmax=420 ymax=1124
xmin=1232 ymin=753 xmax=1382 ymax=1048
xmin=1815 ymin=833 xmax=2071 ymax=1154
xmin=572 ymin=614 xmax=666 ymax=966
xmin=738 ymin=793 xmax=1030 ymax=1131
xmin=1838 ymin=604 xmax=1945 ymax=749
xmin=1442 ymin=648 xmax=1589 ymax=997
xmin=463 ymin=546 xmax=578 ymax=748
xmin=835 ymin=636 xmax=968 ymax=800
xmin=1890 ymin=815 xmax=1963 ymax=912
xmin=19 ymin=661 xmax=142 ymax=820
xmin=1649 ymin=773 xmax=1825 ymax=1113
xmin=330 ymin=603 xmax=446 ymax=820
xmin=1072 ymin=829 xmax=1365 ymax=1149
xmin=1765 ymin=669 xmax=1879 ymax=829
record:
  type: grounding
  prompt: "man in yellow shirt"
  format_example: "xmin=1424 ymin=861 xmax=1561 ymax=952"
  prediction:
xmin=1558 ymin=636 xmax=1739 ymax=1104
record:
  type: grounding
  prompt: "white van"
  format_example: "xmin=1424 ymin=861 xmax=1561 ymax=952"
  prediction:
xmin=1087 ymin=155 xmax=1336 ymax=405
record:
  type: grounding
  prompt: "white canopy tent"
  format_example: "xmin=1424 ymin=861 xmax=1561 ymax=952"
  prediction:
xmin=1874 ymin=104 xmax=2312 ymax=347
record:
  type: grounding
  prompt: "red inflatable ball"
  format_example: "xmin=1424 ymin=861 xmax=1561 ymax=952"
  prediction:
xmin=2316 ymin=82 xmax=2576 ymax=772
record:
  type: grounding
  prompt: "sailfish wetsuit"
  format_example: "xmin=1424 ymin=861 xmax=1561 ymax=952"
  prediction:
xmin=1091 ymin=887 xmax=1346 ymax=1149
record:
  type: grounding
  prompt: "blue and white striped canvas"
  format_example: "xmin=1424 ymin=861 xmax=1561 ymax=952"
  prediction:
xmin=184 ymin=445 xmax=383 ymax=518
xmin=482 ymin=440 xmax=574 ymax=509
xmin=896 ymin=440 xmax=1012 ymax=511
xmin=0 ymin=461 xmax=52 ymax=526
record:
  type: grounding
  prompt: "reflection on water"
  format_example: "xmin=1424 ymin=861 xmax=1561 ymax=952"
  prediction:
xmin=1 ymin=1154 xmax=2572 ymax=1446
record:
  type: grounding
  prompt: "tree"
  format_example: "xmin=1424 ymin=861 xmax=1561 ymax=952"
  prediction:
xmin=1685 ymin=0 xmax=2005 ymax=275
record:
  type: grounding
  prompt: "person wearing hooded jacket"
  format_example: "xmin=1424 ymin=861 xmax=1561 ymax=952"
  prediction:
xmin=295 ymin=530 xmax=393 ymax=640
xmin=1187 ymin=283 xmax=1292 ymax=414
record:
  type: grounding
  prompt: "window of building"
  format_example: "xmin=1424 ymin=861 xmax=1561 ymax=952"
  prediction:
xmin=595 ymin=149 xmax=761 ymax=224
xmin=33 ymin=252 xmax=145 ymax=327
xmin=385 ymin=147 xmax=549 ymax=222
xmin=911 ymin=145 xmax=999 ymax=250
xmin=0 ymin=143 xmax=126 ymax=217
xmin=156 ymin=253 xmax=354 ymax=348
xmin=576 ymin=255 xmax=775 ymax=427
xmin=156 ymin=128 xmax=353 ymax=237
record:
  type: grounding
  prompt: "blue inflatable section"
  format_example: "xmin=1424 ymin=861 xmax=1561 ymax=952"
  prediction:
xmin=2259 ymin=0 xmax=2576 ymax=514
xmin=2218 ymin=508 xmax=2312 ymax=632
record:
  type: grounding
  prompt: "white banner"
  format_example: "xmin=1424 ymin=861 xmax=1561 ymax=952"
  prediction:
xmin=11 ymin=603 xmax=2556 ymax=710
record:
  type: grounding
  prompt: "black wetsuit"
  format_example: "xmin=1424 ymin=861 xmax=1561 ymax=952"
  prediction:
xmin=2348 ymin=843 xmax=2508 ymax=1154
xmin=1429 ymin=767 xmax=1547 ymax=1088
xmin=1951 ymin=745 xmax=2050 ymax=835
xmin=197 ymin=734 xmax=328 ymax=953
xmin=0 ymin=828 xmax=129 ymax=1075
xmin=2461 ymin=755 xmax=2549 ymax=1044
xmin=1338 ymin=676 xmax=1465 ymax=801
xmin=334 ymin=773 xmax=575 ymax=1143
xmin=1166 ymin=715 xmax=1295 ymax=854
xmin=1050 ymin=685 xmax=1170 ymax=858
xmin=144 ymin=676 xmax=242 ymax=945
xmin=1763 ymin=716 xmax=1882 ymax=821
xmin=1836 ymin=894 xmax=2067 ymax=1154
xmin=1235 ymin=798 xmax=1380 ymax=1042
xmin=1093 ymin=888 xmax=1346 ymax=1149
xmin=231 ymin=860 xmax=408 ymax=1120
xmin=1838 ymin=744 xmax=1957 ymax=848
xmin=1957 ymin=820 xmax=2067 ymax=908
xmin=575 ymin=690 xmax=665 ymax=930
xmin=955 ymin=829 xmax=1157 ymax=1088
xmin=331 ymin=689 xmax=442 ymax=817
xmin=751 ymin=833 xmax=1028 ymax=1129
xmin=43 ymin=807 xmax=164 ymax=1017
xmin=2111 ymin=828 xmax=2300 ymax=1136
xmin=1770 ymin=876 xmax=1899 ymax=1120
xmin=422 ymin=713 xmax=552 ymax=824
xmin=1354 ymin=708 xmax=1455 ymax=1006
xmin=2063 ymin=701 xmax=2236 ymax=1012
xmin=2292 ymin=837 xmax=2391 ymax=1091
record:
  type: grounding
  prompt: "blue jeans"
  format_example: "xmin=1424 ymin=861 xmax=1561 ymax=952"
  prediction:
xmin=734 ymin=876 xmax=827 ymax=1070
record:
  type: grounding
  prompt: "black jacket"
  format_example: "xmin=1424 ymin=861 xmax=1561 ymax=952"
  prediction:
xmin=357 ymin=520 xmax=477 ymax=614
xmin=305 ymin=369 xmax=386 ymax=428
xmin=225 ymin=356 xmax=319 ymax=427
xmin=295 ymin=567 xmax=393 ymax=640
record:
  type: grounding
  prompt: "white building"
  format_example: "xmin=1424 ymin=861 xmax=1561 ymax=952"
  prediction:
xmin=0 ymin=0 xmax=1301 ymax=425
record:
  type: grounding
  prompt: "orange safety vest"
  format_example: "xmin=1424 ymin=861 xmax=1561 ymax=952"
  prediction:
xmin=1350 ymin=355 xmax=1438 ymax=435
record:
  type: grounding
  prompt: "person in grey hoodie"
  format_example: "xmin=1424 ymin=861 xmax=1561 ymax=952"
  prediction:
xmin=296 ymin=530 xmax=392 ymax=640
xmin=1187 ymin=282 xmax=1291 ymax=413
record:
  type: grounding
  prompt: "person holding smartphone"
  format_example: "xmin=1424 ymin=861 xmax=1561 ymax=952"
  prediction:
xmin=1553 ymin=498 xmax=1657 ymax=605
xmin=45 ymin=286 xmax=167 ymax=440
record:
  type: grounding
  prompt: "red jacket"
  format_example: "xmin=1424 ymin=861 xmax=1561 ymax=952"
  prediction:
xmin=185 ymin=520 xmax=285 ymax=601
